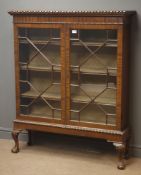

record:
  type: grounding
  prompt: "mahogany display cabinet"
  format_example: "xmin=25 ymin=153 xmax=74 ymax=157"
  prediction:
xmin=9 ymin=10 xmax=136 ymax=169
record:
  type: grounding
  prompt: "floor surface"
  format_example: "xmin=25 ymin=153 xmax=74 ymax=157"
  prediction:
xmin=0 ymin=137 xmax=141 ymax=175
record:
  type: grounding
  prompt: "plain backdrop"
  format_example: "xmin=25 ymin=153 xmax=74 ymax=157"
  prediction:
xmin=0 ymin=0 xmax=141 ymax=156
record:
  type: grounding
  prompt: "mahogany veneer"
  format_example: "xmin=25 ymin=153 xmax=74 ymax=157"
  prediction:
xmin=9 ymin=10 xmax=136 ymax=169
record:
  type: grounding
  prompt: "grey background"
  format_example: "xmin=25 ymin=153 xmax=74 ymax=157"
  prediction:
xmin=0 ymin=0 xmax=141 ymax=156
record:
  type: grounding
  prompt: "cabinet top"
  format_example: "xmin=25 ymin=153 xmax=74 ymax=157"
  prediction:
xmin=8 ymin=10 xmax=136 ymax=17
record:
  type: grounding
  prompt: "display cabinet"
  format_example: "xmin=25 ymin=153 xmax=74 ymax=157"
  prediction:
xmin=9 ymin=10 xmax=136 ymax=169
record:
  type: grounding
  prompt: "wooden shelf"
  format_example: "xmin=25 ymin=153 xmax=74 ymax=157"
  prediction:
xmin=21 ymin=64 xmax=117 ymax=76
xmin=71 ymin=39 xmax=117 ymax=47
xmin=21 ymin=83 xmax=116 ymax=106
xmin=20 ymin=39 xmax=61 ymax=45
xmin=21 ymin=85 xmax=61 ymax=101
xmin=71 ymin=103 xmax=115 ymax=125
xmin=21 ymin=100 xmax=61 ymax=119
xmin=71 ymin=54 xmax=117 ymax=76
xmin=20 ymin=38 xmax=117 ymax=47
xmin=71 ymin=67 xmax=117 ymax=76
xmin=20 ymin=54 xmax=117 ymax=76
xmin=20 ymin=38 xmax=117 ymax=75
xmin=21 ymin=64 xmax=116 ymax=76
xmin=71 ymin=84 xmax=116 ymax=106
xmin=21 ymin=101 xmax=115 ymax=125
xmin=21 ymin=64 xmax=61 ymax=72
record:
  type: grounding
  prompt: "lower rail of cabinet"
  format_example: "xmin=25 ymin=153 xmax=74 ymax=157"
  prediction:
xmin=11 ymin=119 xmax=130 ymax=170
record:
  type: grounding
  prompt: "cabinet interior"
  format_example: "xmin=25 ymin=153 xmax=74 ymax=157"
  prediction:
xmin=19 ymin=27 xmax=117 ymax=126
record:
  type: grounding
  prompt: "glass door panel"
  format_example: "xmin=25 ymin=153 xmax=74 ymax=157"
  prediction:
xmin=19 ymin=28 xmax=62 ymax=119
xmin=70 ymin=29 xmax=117 ymax=125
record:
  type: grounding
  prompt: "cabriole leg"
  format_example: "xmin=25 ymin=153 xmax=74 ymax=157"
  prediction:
xmin=124 ymin=137 xmax=130 ymax=159
xmin=113 ymin=142 xmax=126 ymax=170
xmin=11 ymin=130 xmax=21 ymax=153
xmin=27 ymin=130 xmax=32 ymax=146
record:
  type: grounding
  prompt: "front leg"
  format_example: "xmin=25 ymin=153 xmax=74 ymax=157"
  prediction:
xmin=11 ymin=130 xmax=21 ymax=153
xmin=113 ymin=142 xmax=126 ymax=170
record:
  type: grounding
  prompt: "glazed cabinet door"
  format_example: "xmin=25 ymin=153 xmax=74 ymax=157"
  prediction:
xmin=66 ymin=24 xmax=123 ymax=129
xmin=16 ymin=24 xmax=66 ymax=123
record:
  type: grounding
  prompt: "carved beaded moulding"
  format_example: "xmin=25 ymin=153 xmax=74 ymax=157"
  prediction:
xmin=14 ymin=120 xmax=125 ymax=135
xmin=8 ymin=10 xmax=136 ymax=17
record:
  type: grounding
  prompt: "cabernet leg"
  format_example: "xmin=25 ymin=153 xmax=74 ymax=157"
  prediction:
xmin=113 ymin=142 xmax=126 ymax=170
xmin=11 ymin=130 xmax=21 ymax=153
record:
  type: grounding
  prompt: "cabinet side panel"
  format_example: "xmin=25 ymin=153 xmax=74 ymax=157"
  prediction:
xmin=117 ymin=23 xmax=130 ymax=131
xmin=116 ymin=25 xmax=123 ymax=130
xmin=14 ymin=24 xmax=20 ymax=117
xmin=121 ymin=23 xmax=130 ymax=130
